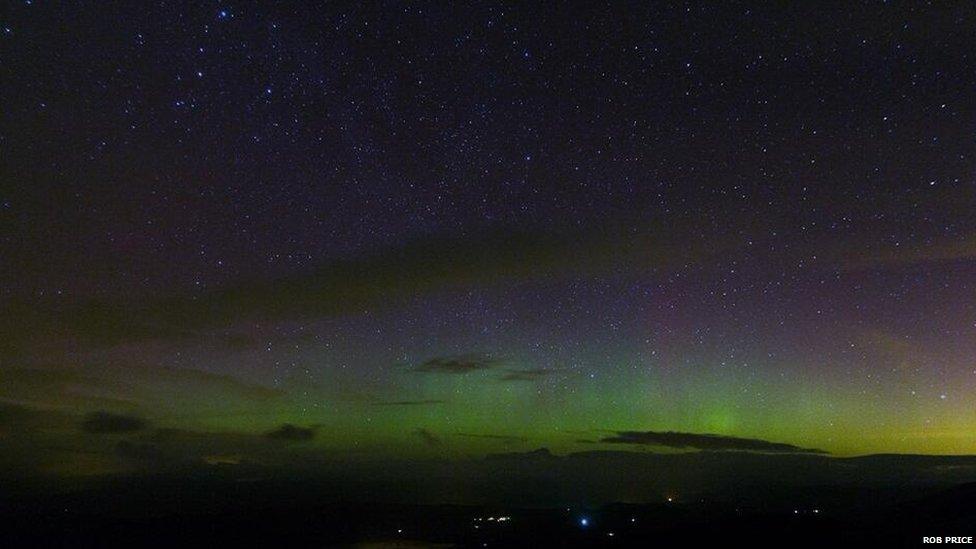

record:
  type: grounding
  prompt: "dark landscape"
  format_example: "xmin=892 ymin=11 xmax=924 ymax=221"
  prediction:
xmin=4 ymin=450 xmax=976 ymax=547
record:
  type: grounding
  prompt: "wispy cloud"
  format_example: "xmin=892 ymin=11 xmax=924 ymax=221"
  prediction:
xmin=413 ymin=428 xmax=441 ymax=446
xmin=412 ymin=355 xmax=498 ymax=374
xmin=81 ymin=411 xmax=148 ymax=434
xmin=456 ymin=432 xmax=527 ymax=444
xmin=499 ymin=368 xmax=558 ymax=381
xmin=1 ymin=226 xmax=718 ymax=359
xmin=841 ymin=234 xmax=976 ymax=272
xmin=264 ymin=424 xmax=316 ymax=441
xmin=0 ymin=365 xmax=282 ymax=414
xmin=374 ymin=399 xmax=446 ymax=406
xmin=601 ymin=430 xmax=828 ymax=454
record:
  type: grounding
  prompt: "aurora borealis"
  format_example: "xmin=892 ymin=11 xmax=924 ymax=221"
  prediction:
xmin=3 ymin=1 xmax=976 ymax=485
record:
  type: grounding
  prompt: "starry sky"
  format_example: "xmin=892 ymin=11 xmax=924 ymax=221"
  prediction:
xmin=2 ymin=2 xmax=976 ymax=474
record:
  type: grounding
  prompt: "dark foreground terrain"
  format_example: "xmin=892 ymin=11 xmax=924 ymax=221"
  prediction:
xmin=2 ymin=474 xmax=974 ymax=547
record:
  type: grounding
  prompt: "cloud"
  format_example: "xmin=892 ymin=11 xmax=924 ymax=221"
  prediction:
xmin=0 ymin=225 xmax=719 ymax=359
xmin=412 ymin=355 xmax=498 ymax=374
xmin=0 ymin=401 xmax=73 ymax=431
xmin=374 ymin=399 xmax=446 ymax=406
xmin=0 ymin=367 xmax=141 ymax=412
xmin=456 ymin=432 xmax=527 ymax=444
xmin=413 ymin=428 xmax=441 ymax=446
xmin=13 ymin=222 xmax=972 ymax=361
xmin=840 ymin=234 xmax=976 ymax=272
xmin=144 ymin=426 xmax=315 ymax=463
xmin=145 ymin=366 xmax=283 ymax=401
xmin=114 ymin=440 xmax=165 ymax=462
xmin=0 ymin=365 xmax=282 ymax=415
xmin=499 ymin=368 xmax=557 ymax=381
xmin=264 ymin=424 xmax=315 ymax=441
xmin=81 ymin=411 xmax=148 ymax=434
xmin=600 ymin=430 xmax=828 ymax=454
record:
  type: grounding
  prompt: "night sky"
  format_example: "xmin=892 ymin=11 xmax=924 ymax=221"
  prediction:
xmin=3 ymin=2 xmax=976 ymax=476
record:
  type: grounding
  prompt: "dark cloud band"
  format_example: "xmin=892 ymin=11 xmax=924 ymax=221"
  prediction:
xmin=601 ymin=430 xmax=828 ymax=454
